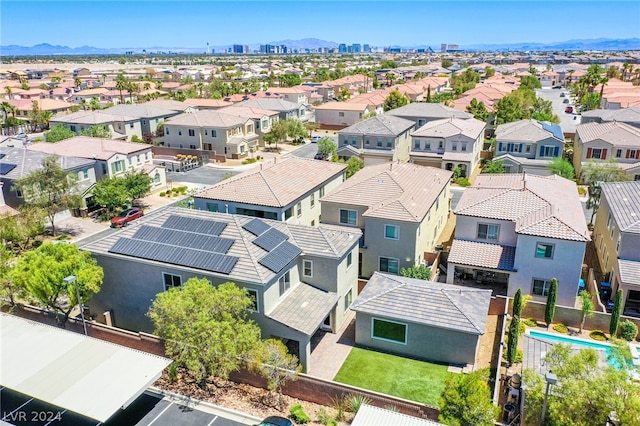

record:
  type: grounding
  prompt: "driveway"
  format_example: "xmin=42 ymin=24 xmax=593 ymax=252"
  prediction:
xmin=536 ymin=88 xmax=581 ymax=134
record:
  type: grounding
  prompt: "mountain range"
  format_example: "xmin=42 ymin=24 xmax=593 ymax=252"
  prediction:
xmin=1 ymin=38 xmax=638 ymax=56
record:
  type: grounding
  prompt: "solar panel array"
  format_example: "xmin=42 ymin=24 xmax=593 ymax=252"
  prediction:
xmin=242 ymin=218 xmax=271 ymax=236
xmin=0 ymin=163 xmax=17 ymax=175
xmin=109 ymin=238 xmax=238 ymax=275
xmin=258 ymin=241 xmax=302 ymax=273
xmin=541 ymin=122 xmax=564 ymax=140
xmin=133 ymin=225 xmax=234 ymax=253
xmin=253 ymin=228 xmax=289 ymax=251
xmin=163 ymin=215 xmax=227 ymax=236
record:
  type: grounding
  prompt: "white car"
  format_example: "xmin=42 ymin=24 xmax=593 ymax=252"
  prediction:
xmin=14 ymin=132 xmax=28 ymax=139
xmin=311 ymin=136 xmax=322 ymax=143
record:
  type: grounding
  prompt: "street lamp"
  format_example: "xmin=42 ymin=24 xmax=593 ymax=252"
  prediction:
xmin=64 ymin=275 xmax=87 ymax=336
xmin=540 ymin=371 xmax=558 ymax=426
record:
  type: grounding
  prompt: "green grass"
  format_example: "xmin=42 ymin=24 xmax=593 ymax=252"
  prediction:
xmin=333 ymin=347 xmax=449 ymax=406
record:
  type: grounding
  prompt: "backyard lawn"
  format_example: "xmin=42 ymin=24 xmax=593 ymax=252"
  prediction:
xmin=333 ymin=347 xmax=449 ymax=406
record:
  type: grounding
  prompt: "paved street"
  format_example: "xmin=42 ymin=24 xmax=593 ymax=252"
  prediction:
xmin=536 ymin=88 xmax=581 ymax=134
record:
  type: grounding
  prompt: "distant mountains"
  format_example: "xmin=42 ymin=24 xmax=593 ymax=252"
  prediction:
xmin=1 ymin=38 xmax=639 ymax=56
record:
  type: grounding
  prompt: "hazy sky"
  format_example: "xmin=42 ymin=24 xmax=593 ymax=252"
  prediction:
xmin=2 ymin=1 xmax=639 ymax=48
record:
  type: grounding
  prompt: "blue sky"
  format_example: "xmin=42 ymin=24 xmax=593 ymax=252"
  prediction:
xmin=1 ymin=1 xmax=639 ymax=48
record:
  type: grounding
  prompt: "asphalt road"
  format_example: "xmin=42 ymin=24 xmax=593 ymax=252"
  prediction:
xmin=536 ymin=88 xmax=581 ymax=134
xmin=291 ymin=141 xmax=319 ymax=159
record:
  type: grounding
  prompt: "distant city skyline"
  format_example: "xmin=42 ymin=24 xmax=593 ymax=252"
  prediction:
xmin=2 ymin=1 xmax=639 ymax=49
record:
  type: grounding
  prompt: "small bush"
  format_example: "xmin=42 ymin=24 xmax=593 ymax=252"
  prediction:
xmin=523 ymin=318 xmax=538 ymax=327
xmin=518 ymin=321 xmax=526 ymax=336
xmin=620 ymin=320 xmax=638 ymax=341
xmin=514 ymin=349 xmax=523 ymax=364
xmin=167 ymin=362 xmax=178 ymax=384
xmin=553 ymin=323 xmax=569 ymax=334
xmin=590 ymin=330 xmax=607 ymax=341
xmin=577 ymin=186 xmax=587 ymax=196
xmin=454 ymin=177 xmax=471 ymax=187
xmin=329 ymin=396 xmax=348 ymax=422
xmin=131 ymin=135 xmax=143 ymax=143
xmin=347 ymin=394 xmax=371 ymax=413
xmin=289 ymin=404 xmax=311 ymax=424
xmin=159 ymin=191 xmax=166 ymax=197
xmin=316 ymin=408 xmax=333 ymax=425
xmin=241 ymin=157 xmax=257 ymax=164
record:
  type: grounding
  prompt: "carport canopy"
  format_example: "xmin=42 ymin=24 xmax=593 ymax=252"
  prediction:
xmin=0 ymin=313 xmax=171 ymax=423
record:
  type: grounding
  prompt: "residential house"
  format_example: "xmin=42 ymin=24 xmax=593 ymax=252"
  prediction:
xmin=0 ymin=147 xmax=96 ymax=213
xmin=347 ymin=91 xmax=386 ymax=116
xmin=71 ymin=88 xmax=116 ymax=105
xmin=49 ymin=110 xmax=141 ymax=140
xmin=320 ymin=162 xmax=452 ymax=277
xmin=593 ymin=181 xmax=640 ymax=316
xmin=193 ymin=157 xmax=346 ymax=226
xmin=217 ymin=105 xmax=280 ymax=145
xmin=410 ymin=117 xmax=486 ymax=177
xmin=493 ymin=119 xmax=566 ymax=175
xmin=6 ymin=98 xmax=74 ymax=121
xmin=27 ymin=136 xmax=166 ymax=194
xmin=314 ymin=102 xmax=370 ymax=129
xmin=72 ymin=68 xmax=91 ymax=78
xmin=143 ymin=99 xmax=198 ymax=114
xmin=351 ymin=272 xmax=491 ymax=365
xmin=101 ymin=104 xmax=182 ymax=137
xmin=82 ymin=207 xmax=361 ymax=372
xmin=580 ymin=107 xmax=640 ymax=129
xmin=574 ymin=121 xmax=640 ymax=181
xmin=184 ymin=98 xmax=233 ymax=110
xmin=264 ymin=87 xmax=308 ymax=106
xmin=163 ymin=110 xmax=258 ymax=158
xmin=386 ymin=103 xmax=473 ymax=127
xmin=236 ymin=98 xmax=307 ymax=122
xmin=337 ymin=115 xmax=416 ymax=165
xmin=448 ymin=173 xmax=590 ymax=307
xmin=0 ymin=183 xmax=18 ymax=217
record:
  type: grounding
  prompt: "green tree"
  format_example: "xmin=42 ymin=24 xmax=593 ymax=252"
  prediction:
xmin=399 ymin=265 xmax=432 ymax=280
xmin=336 ymin=87 xmax=351 ymax=101
xmin=80 ymin=125 xmax=112 ymax=138
xmin=278 ymin=73 xmax=302 ymax=87
xmin=546 ymin=157 xmax=575 ymax=180
xmin=285 ymin=118 xmax=308 ymax=143
xmin=584 ymin=159 xmax=630 ymax=223
xmin=466 ymin=98 xmax=489 ymax=122
xmin=9 ymin=242 xmax=104 ymax=327
xmin=92 ymin=177 xmax=130 ymax=216
xmin=484 ymin=67 xmax=496 ymax=78
xmin=0 ymin=206 xmax=46 ymax=253
xmin=519 ymin=75 xmax=542 ymax=90
xmin=578 ymin=290 xmax=594 ymax=333
xmin=0 ymin=244 xmax=19 ymax=306
xmin=383 ymin=89 xmax=409 ymax=112
xmin=495 ymin=94 xmax=524 ymax=124
xmin=512 ymin=288 xmax=523 ymax=319
xmin=115 ymin=71 xmax=128 ymax=104
xmin=441 ymin=58 xmax=453 ymax=69
xmin=147 ymin=278 xmax=261 ymax=388
xmin=545 ymin=278 xmax=558 ymax=327
xmin=344 ymin=156 xmax=364 ymax=178
xmin=249 ymin=338 xmax=301 ymax=409
xmin=609 ymin=289 xmax=623 ymax=336
xmin=45 ymin=124 xmax=76 ymax=142
xmin=439 ymin=369 xmax=499 ymax=426
xmin=317 ymin=137 xmax=337 ymax=157
xmin=14 ymin=156 xmax=82 ymax=236
xmin=506 ymin=316 xmax=520 ymax=365
xmin=481 ymin=160 xmax=505 ymax=174
xmin=123 ymin=171 xmax=152 ymax=205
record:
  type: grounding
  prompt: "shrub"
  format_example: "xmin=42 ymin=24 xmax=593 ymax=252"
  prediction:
xmin=167 ymin=362 xmax=178 ymax=384
xmin=589 ymin=330 xmax=607 ymax=341
xmin=577 ymin=186 xmax=587 ymax=196
xmin=523 ymin=318 xmax=538 ymax=327
xmin=316 ymin=408 xmax=333 ymax=425
xmin=241 ymin=158 xmax=257 ymax=164
xmin=329 ymin=395 xmax=348 ymax=422
xmin=289 ymin=404 xmax=311 ymax=424
xmin=620 ymin=320 xmax=638 ymax=341
xmin=514 ymin=349 xmax=523 ymax=364
xmin=159 ymin=191 xmax=166 ymax=197
xmin=553 ymin=323 xmax=569 ymax=334
xmin=347 ymin=394 xmax=371 ymax=413
xmin=454 ymin=177 xmax=471 ymax=187
xmin=131 ymin=135 xmax=143 ymax=143
xmin=518 ymin=321 xmax=526 ymax=336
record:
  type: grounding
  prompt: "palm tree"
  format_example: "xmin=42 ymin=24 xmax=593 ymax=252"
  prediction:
xmin=74 ymin=77 xmax=82 ymax=89
xmin=5 ymin=86 xmax=13 ymax=99
xmin=115 ymin=72 xmax=128 ymax=104
xmin=621 ymin=63 xmax=632 ymax=82
xmin=80 ymin=99 xmax=88 ymax=111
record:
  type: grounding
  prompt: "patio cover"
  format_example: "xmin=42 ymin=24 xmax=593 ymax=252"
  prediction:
xmin=448 ymin=239 xmax=516 ymax=271
xmin=267 ymin=282 xmax=338 ymax=335
xmin=0 ymin=313 xmax=171 ymax=422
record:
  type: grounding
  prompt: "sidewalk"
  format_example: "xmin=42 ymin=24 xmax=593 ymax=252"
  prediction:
xmin=308 ymin=315 xmax=356 ymax=380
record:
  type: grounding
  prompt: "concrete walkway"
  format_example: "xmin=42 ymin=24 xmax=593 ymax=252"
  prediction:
xmin=308 ymin=315 xmax=356 ymax=380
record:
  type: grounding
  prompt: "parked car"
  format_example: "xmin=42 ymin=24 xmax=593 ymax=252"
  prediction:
xmin=314 ymin=152 xmax=328 ymax=160
xmin=560 ymin=92 xmax=565 ymax=97
xmin=110 ymin=207 xmax=144 ymax=228
xmin=14 ymin=132 xmax=28 ymax=139
xmin=255 ymin=416 xmax=293 ymax=426
xmin=563 ymin=98 xmax=570 ymax=103
xmin=552 ymin=85 xmax=563 ymax=89
xmin=311 ymin=136 xmax=322 ymax=143
xmin=565 ymin=106 xmax=574 ymax=113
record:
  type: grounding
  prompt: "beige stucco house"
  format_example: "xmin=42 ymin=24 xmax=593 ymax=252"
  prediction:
xmin=314 ymin=102 xmax=370 ymax=129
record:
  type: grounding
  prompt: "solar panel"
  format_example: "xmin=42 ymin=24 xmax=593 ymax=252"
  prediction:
xmin=133 ymin=225 xmax=234 ymax=254
xmin=0 ymin=153 xmax=5 ymax=159
xmin=258 ymin=241 xmax=302 ymax=273
xmin=109 ymin=238 xmax=238 ymax=275
xmin=163 ymin=215 xmax=227 ymax=236
xmin=242 ymin=218 xmax=270 ymax=236
xmin=252 ymin=227 xmax=288 ymax=251
xmin=0 ymin=163 xmax=17 ymax=175
xmin=541 ymin=122 xmax=564 ymax=141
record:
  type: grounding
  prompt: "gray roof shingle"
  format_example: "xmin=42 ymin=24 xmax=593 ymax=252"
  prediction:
xmin=601 ymin=181 xmax=640 ymax=234
xmin=0 ymin=147 xmax=95 ymax=180
xmin=386 ymin=103 xmax=473 ymax=120
xmin=267 ymin=283 xmax=338 ymax=335
xmin=619 ymin=259 xmax=640 ymax=284
xmin=338 ymin=115 xmax=415 ymax=137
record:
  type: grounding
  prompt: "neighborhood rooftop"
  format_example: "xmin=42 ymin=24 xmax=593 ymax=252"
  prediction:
xmin=26 ymin=136 xmax=150 ymax=160
xmin=412 ymin=117 xmax=485 ymax=138
xmin=601 ymin=181 xmax=640 ymax=234
xmin=495 ymin=119 xmax=564 ymax=142
xmin=338 ymin=114 xmax=415 ymax=136
xmin=386 ymin=102 xmax=473 ymax=119
xmin=576 ymin=121 xmax=640 ymax=145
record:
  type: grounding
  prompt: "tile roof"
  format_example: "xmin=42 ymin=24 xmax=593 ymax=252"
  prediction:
xmin=194 ymin=157 xmax=346 ymax=208
xmin=0 ymin=147 xmax=95 ymax=180
xmin=142 ymin=99 xmax=194 ymax=112
xmin=102 ymin=104 xmax=181 ymax=118
xmin=338 ymin=115 xmax=415 ymax=137
xmin=618 ymin=259 xmax=640 ymax=284
xmin=321 ymin=162 xmax=451 ymax=222
xmin=353 ymin=404 xmax=446 ymax=426
xmin=81 ymin=207 xmax=359 ymax=284
xmin=184 ymin=98 xmax=233 ymax=108
xmin=351 ymin=272 xmax=491 ymax=335
xmin=218 ymin=105 xmax=280 ymax=119
xmin=165 ymin=110 xmax=249 ymax=128
xmin=495 ymin=119 xmax=564 ymax=143
xmin=315 ymin=102 xmax=370 ymax=112
xmin=266 ymin=283 xmax=338 ymax=335
xmin=448 ymin=239 xmax=516 ymax=270
xmin=50 ymin=110 xmax=138 ymax=125
xmin=601 ymin=181 xmax=640 ymax=234
xmin=413 ymin=117 xmax=485 ymax=139
xmin=26 ymin=137 xmax=150 ymax=161
xmin=576 ymin=121 xmax=640 ymax=146
xmin=581 ymin=107 xmax=640 ymax=125
xmin=455 ymin=173 xmax=590 ymax=242
xmin=236 ymin=98 xmax=302 ymax=112
xmin=386 ymin=103 xmax=473 ymax=120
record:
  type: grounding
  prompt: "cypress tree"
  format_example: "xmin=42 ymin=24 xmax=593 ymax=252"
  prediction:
xmin=609 ymin=289 xmax=623 ymax=336
xmin=545 ymin=278 xmax=558 ymax=327
xmin=513 ymin=288 xmax=523 ymax=319
xmin=506 ymin=317 xmax=520 ymax=364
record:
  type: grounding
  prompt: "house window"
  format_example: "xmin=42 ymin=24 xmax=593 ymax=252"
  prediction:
xmin=525 ymin=145 xmax=531 ymax=153
xmin=154 ymin=172 xmax=160 ymax=183
xmin=303 ymin=260 xmax=313 ymax=277
xmin=338 ymin=112 xmax=345 ymax=117
xmin=372 ymin=318 xmax=407 ymax=344
xmin=438 ymin=141 xmax=443 ymax=149
xmin=285 ymin=207 xmax=293 ymax=220
xmin=616 ymin=149 xmax=622 ymax=158
xmin=384 ymin=224 xmax=399 ymax=240
xmin=206 ymin=203 xmax=218 ymax=212
xmin=532 ymin=279 xmax=552 ymax=296
xmin=616 ymin=235 xmax=621 ymax=252
xmin=461 ymin=143 xmax=467 ymax=152
xmin=339 ymin=209 xmax=357 ymax=225
xmin=296 ymin=202 xmax=302 ymax=217
xmin=310 ymin=193 xmax=315 ymax=208
xmin=165 ymin=127 xmax=169 ymax=135
xmin=82 ymin=169 xmax=89 ymax=179
xmin=129 ymin=123 xmax=134 ymax=128
xmin=319 ymin=186 xmax=325 ymax=197
xmin=344 ymin=289 xmax=353 ymax=311
xmin=347 ymin=251 xmax=353 ymax=268
xmin=163 ymin=273 xmax=182 ymax=290
xmin=278 ymin=271 xmax=291 ymax=296
xmin=414 ymin=139 xmax=420 ymax=149
xmin=535 ymin=243 xmax=554 ymax=259
xmin=591 ymin=148 xmax=603 ymax=159
xmin=212 ymin=130 xmax=217 ymax=137
xmin=188 ymin=129 xmax=195 ymax=137
xmin=387 ymin=138 xmax=393 ymax=148
xmin=452 ymin=142 xmax=458 ymax=151
xmin=111 ymin=160 xmax=125 ymax=174
xmin=351 ymin=136 xmax=357 ymax=146
xmin=365 ymin=138 xmax=370 ymax=145
xmin=247 ymin=289 xmax=259 ymax=312
xmin=377 ymin=138 xmax=383 ymax=147
xmin=540 ymin=146 xmax=559 ymax=157
xmin=189 ymin=144 xmax=196 ymax=149
xmin=142 ymin=119 xmax=147 ymax=125
xmin=178 ymin=129 xmax=182 ymax=136
xmin=477 ymin=223 xmax=499 ymax=241
xmin=607 ymin=212 xmax=612 ymax=229
xmin=379 ymin=257 xmax=399 ymax=274
xmin=425 ymin=141 xmax=431 ymax=150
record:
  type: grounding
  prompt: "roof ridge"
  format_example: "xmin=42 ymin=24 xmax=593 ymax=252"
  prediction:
xmin=233 ymin=215 xmax=267 ymax=282
xmin=353 ymin=274 xmax=405 ymax=307
xmin=441 ymin=288 xmax=483 ymax=334
xmin=259 ymin=166 xmax=284 ymax=205
xmin=456 ymin=187 xmax=511 ymax=213
xmin=317 ymin=227 xmax=340 ymax=257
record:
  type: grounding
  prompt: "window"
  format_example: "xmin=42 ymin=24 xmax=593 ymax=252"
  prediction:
xmin=535 ymin=243 xmax=554 ymax=259
xmin=372 ymin=318 xmax=406 ymax=344
xmin=278 ymin=271 xmax=291 ymax=296
xmin=377 ymin=138 xmax=383 ymax=147
xmin=165 ymin=127 xmax=169 ymax=135
xmin=206 ymin=203 xmax=218 ymax=212
xmin=129 ymin=123 xmax=134 ymax=128
xmin=247 ymin=289 xmax=259 ymax=312
xmin=188 ymin=129 xmax=195 ymax=137
xmin=178 ymin=129 xmax=182 ymax=136
xmin=379 ymin=257 xmax=399 ymax=274
xmin=154 ymin=172 xmax=161 ymax=183
xmin=211 ymin=130 xmax=217 ymax=137
xmin=163 ymin=273 xmax=182 ymax=290
xmin=452 ymin=142 xmax=458 ymax=151
xmin=344 ymin=289 xmax=353 ymax=311
xmin=189 ymin=144 xmax=196 ymax=149
xmin=303 ymin=260 xmax=313 ymax=277
xmin=438 ymin=141 xmax=443 ymax=149
xmin=339 ymin=209 xmax=357 ymax=225
xmin=365 ymin=138 xmax=370 ymax=145
xmin=82 ymin=169 xmax=89 ymax=179
xmin=296 ymin=202 xmax=302 ymax=217
xmin=607 ymin=212 xmax=612 ymax=229
xmin=540 ymin=146 xmax=559 ymax=157
xmin=425 ymin=141 xmax=431 ymax=150
xmin=477 ymin=223 xmax=499 ymax=241
xmin=590 ymin=148 xmax=603 ymax=159
xmin=532 ymin=279 xmax=552 ymax=296
xmin=111 ymin=160 xmax=125 ymax=174
xmin=285 ymin=207 xmax=293 ymax=220
xmin=338 ymin=111 xmax=344 ymax=117
xmin=461 ymin=143 xmax=467 ymax=152
xmin=616 ymin=149 xmax=623 ymax=158
xmin=387 ymin=139 xmax=393 ymax=148
xmin=384 ymin=224 xmax=399 ymax=240
xmin=319 ymin=186 xmax=325 ymax=197
xmin=310 ymin=193 xmax=315 ymax=208
xmin=351 ymin=136 xmax=357 ymax=146
xmin=525 ymin=145 xmax=531 ymax=153
xmin=414 ymin=139 xmax=420 ymax=149
xmin=347 ymin=251 xmax=353 ymax=268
